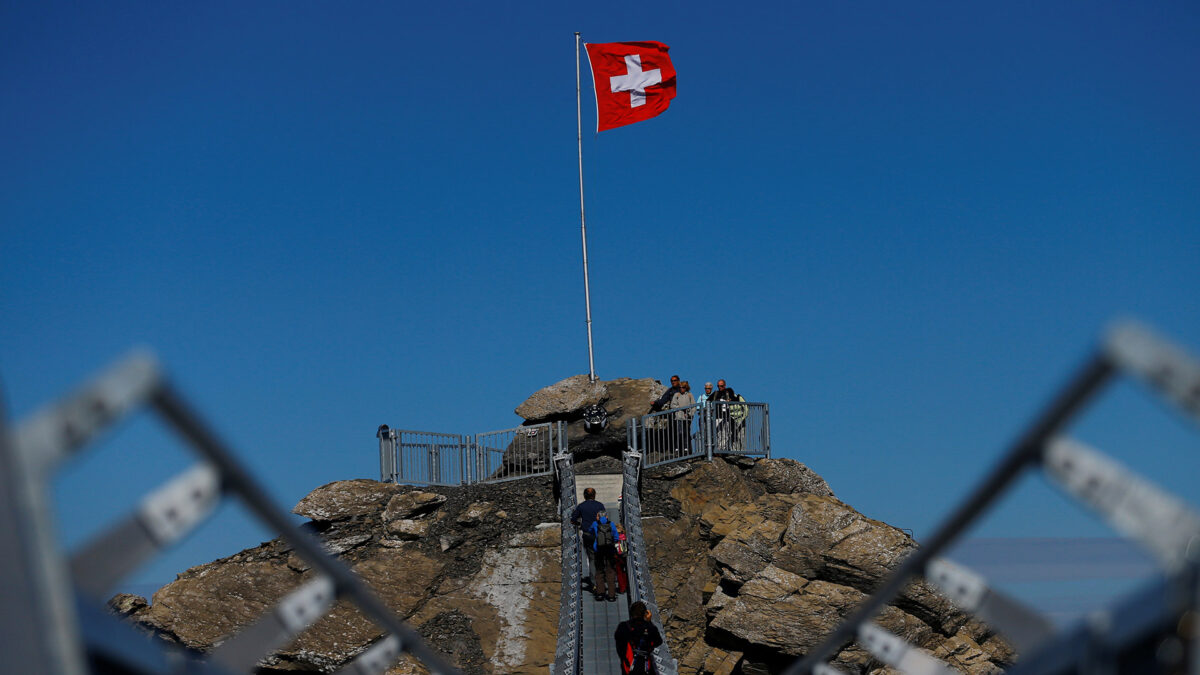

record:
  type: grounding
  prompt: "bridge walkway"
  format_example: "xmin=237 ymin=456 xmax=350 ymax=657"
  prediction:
xmin=580 ymin=497 xmax=629 ymax=675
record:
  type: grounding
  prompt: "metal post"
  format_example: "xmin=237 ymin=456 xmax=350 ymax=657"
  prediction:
xmin=458 ymin=439 xmax=466 ymax=486
xmin=377 ymin=425 xmax=394 ymax=483
xmin=764 ymin=404 xmax=771 ymax=459
xmin=705 ymin=407 xmax=714 ymax=461
xmin=576 ymin=31 xmax=596 ymax=382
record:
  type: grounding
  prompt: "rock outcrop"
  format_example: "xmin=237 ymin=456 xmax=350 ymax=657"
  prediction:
xmin=514 ymin=374 xmax=667 ymax=465
xmin=120 ymin=477 xmax=560 ymax=674
xmin=114 ymin=455 xmax=1011 ymax=674
xmin=640 ymin=457 xmax=1012 ymax=674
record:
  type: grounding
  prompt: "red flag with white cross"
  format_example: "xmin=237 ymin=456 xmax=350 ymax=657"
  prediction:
xmin=584 ymin=41 xmax=677 ymax=132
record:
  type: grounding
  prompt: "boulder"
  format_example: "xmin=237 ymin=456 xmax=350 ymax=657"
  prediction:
xmin=775 ymin=494 xmax=916 ymax=590
xmin=323 ymin=533 xmax=373 ymax=555
xmin=514 ymin=375 xmax=668 ymax=461
xmin=457 ymin=501 xmax=496 ymax=526
xmin=386 ymin=519 xmax=433 ymax=540
xmin=678 ymin=641 xmax=743 ymax=675
xmin=108 ymin=593 xmax=148 ymax=618
xmin=710 ymin=518 xmax=787 ymax=586
xmin=513 ymin=374 xmax=607 ymax=420
xmin=293 ymin=479 xmax=403 ymax=522
xmin=748 ymin=458 xmax=834 ymax=497
xmin=708 ymin=570 xmax=931 ymax=659
xmin=383 ymin=491 xmax=448 ymax=522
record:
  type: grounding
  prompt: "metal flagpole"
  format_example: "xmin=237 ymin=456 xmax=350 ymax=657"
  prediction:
xmin=576 ymin=31 xmax=597 ymax=382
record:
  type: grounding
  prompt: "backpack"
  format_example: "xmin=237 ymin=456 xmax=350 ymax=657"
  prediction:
xmin=730 ymin=395 xmax=748 ymax=422
xmin=594 ymin=521 xmax=615 ymax=549
xmin=627 ymin=621 xmax=657 ymax=674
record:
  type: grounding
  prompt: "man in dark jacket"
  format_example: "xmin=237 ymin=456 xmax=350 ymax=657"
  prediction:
xmin=615 ymin=600 xmax=664 ymax=674
xmin=648 ymin=375 xmax=681 ymax=413
xmin=571 ymin=487 xmax=605 ymax=588
xmin=709 ymin=379 xmax=736 ymax=450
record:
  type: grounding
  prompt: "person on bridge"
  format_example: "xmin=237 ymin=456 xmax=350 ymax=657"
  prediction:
xmin=571 ymin=487 xmax=605 ymax=589
xmin=614 ymin=522 xmax=629 ymax=594
xmin=615 ymin=600 xmax=663 ymax=675
xmin=590 ymin=510 xmax=621 ymax=602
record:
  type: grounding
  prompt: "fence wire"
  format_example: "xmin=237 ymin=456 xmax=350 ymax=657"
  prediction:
xmin=635 ymin=401 xmax=771 ymax=468
xmin=378 ymin=422 xmax=563 ymax=486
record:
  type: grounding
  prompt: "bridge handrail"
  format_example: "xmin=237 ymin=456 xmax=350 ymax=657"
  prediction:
xmin=551 ymin=453 xmax=584 ymax=675
xmin=621 ymin=446 xmax=678 ymax=675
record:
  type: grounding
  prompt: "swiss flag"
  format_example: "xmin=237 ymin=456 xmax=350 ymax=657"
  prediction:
xmin=584 ymin=41 xmax=677 ymax=132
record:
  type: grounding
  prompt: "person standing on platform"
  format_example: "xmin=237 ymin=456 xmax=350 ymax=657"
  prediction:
xmin=671 ymin=381 xmax=695 ymax=454
xmin=728 ymin=387 xmax=748 ymax=452
xmin=710 ymin=379 xmax=735 ymax=450
xmin=648 ymin=375 xmax=682 ymax=456
xmin=649 ymin=375 xmax=681 ymax=413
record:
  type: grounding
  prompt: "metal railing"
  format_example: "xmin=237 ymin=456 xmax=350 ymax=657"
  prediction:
xmin=377 ymin=422 xmax=564 ymax=486
xmin=379 ymin=429 xmax=471 ymax=486
xmin=477 ymin=422 xmax=563 ymax=484
xmin=2 ymin=352 xmax=459 ymax=675
xmin=551 ymin=452 xmax=583 ymax=675
xmin=632 ymin=401 xmax=771 ymax=468
xmin=620 ymin=448 xmax=678 ymax=675
xmin=785 ymin=320 xmax=1200 ymax=675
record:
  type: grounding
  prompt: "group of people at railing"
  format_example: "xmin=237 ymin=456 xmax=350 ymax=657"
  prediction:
xmin=648 ymin=374 xmax=751 ymax=454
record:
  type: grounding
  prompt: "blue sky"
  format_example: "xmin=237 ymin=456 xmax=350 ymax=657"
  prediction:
xmin=3 ymin=2 xmax=1199 ymax=623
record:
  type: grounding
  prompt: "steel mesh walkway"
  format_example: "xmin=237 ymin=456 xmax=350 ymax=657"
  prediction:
xmin=553 ymin=456 xmax=648 ymax=675
xmin=580 ymin=501 xmax=630 ymax=675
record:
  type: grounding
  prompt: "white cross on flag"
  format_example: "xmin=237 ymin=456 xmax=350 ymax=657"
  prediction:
xmin=584 ymin=41 xmax=677 ymax=132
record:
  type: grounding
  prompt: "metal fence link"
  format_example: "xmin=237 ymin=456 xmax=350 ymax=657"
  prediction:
xmin=639 ymin=404 xmax=707 ymax=468
xmin=379 ymin=423 xmax=564 ymax=486
xmin=638 ymin=402 xmax=771 ymax=469
xmin=476 ymin=422 xmax=561 ymax=484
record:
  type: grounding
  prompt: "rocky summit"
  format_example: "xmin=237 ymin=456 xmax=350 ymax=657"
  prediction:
xmin=111 ymin=375 xmax=1012 ymax=674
